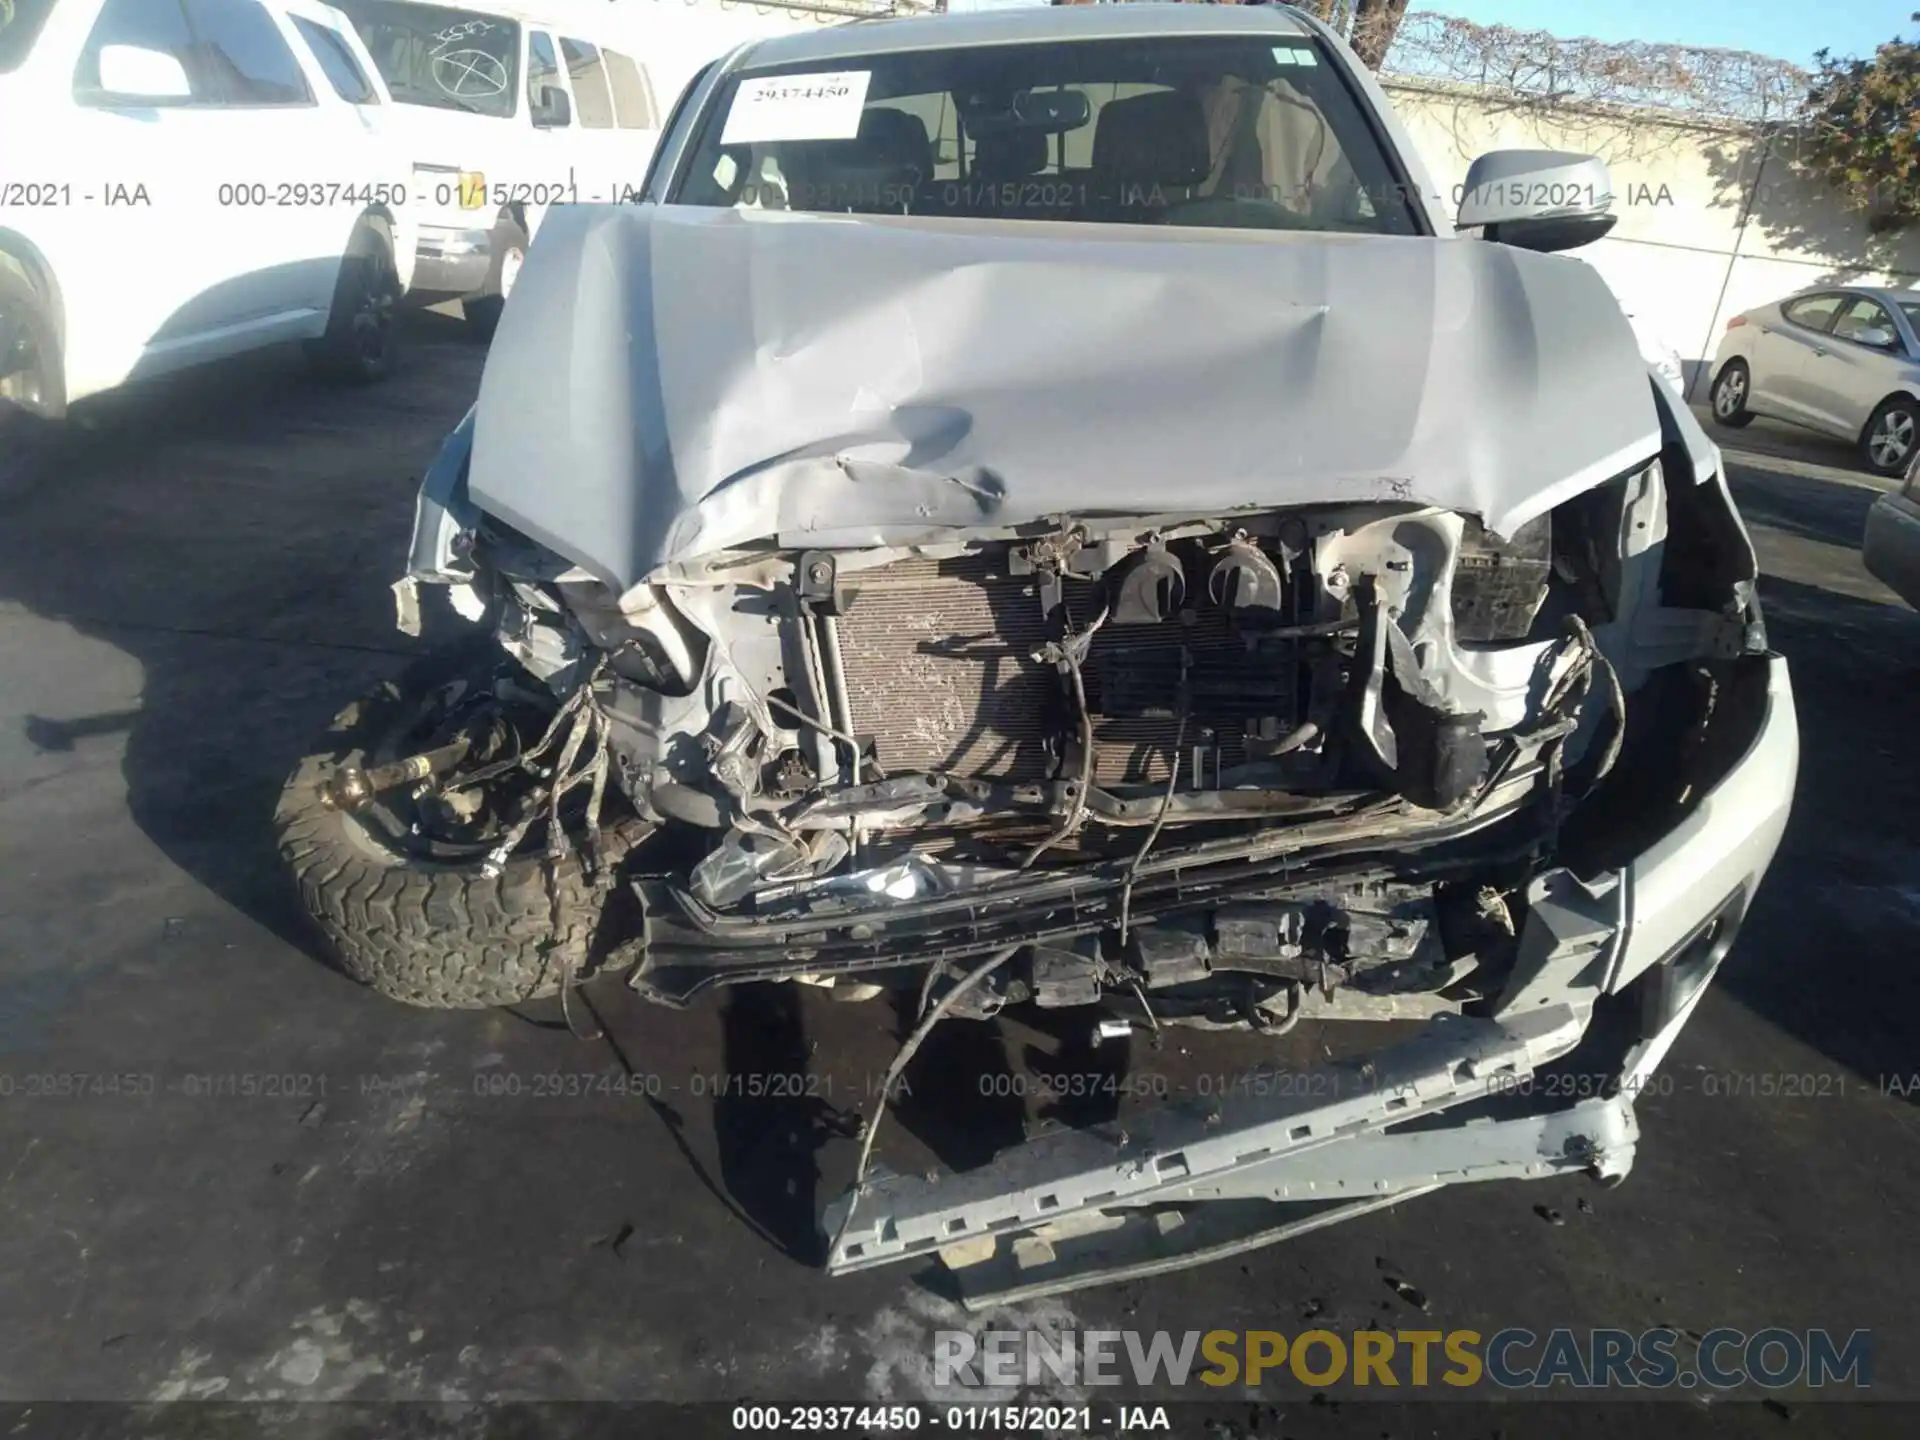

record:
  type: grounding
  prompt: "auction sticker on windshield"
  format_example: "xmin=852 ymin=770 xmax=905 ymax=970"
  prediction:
xmin=721 ymin=71 xmax=872 ymax=145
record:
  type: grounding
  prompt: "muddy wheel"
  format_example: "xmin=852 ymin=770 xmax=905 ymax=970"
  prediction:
xmin=274 ymin=642 xmax=650 ymax=1009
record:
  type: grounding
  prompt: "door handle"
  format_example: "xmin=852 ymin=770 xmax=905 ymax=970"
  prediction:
xmin=1811 ymin=347 xmax=1830 ymax=358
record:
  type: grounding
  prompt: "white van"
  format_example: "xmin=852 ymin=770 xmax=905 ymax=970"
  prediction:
xmin=331 ymin=0 xmax=662 ymax=335
xmin=0 ymin=0 xmax=421 ymax=485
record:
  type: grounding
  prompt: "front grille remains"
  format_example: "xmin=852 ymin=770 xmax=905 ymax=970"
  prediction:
xmin=834 ymin=549 xmax=1306 ymax=785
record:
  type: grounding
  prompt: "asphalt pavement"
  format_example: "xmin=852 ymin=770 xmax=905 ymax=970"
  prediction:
xmin=1 ymin=329 xmax=1917 ymax=1431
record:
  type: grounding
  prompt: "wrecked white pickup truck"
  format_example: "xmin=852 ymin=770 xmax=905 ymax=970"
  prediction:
xmin=276 ymin=5 xmax=1796 ymax=1303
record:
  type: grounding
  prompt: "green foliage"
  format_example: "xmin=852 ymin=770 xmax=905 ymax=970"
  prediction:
xmin=1799 ymin=14 xmax=1920 ymax=231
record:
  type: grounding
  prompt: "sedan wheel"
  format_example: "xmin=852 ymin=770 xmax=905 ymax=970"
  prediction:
xmin=1864 ymin=397 xmax=1920 ymax=477
xmin=1711 ymin=361 xmax=1753 ymax=427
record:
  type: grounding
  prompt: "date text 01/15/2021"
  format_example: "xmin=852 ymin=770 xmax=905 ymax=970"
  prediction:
xmin=730 ymin=1405 xmax=1170 ymax=1432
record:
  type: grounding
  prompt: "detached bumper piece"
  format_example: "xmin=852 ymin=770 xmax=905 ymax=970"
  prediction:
xmin=823 ymin=1003 xmax=1626 ymax=1309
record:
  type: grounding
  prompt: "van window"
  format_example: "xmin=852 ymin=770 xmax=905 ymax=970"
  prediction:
xmin=73 ymin=0 xmax=204 ymax=106
xmin=526 ymin=29 xmax=566 ymax=124
xmin=332 ymin=0 xmax=520 ymax=119
xmin=560 ymin=37 xmax=613 ymax=129
xmin=184 ymin=0 xmax=314 ymax=106
xmin=603 ymin=48 xmax=654 ymax=130
xmin=0 ymin=0 xmax=58 ymax=75
xmin=292 ymin=15 xmax=378 ymax=105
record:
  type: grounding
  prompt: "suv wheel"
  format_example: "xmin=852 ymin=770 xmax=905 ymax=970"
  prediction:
xmin=0 ymin=265 xmax=64 ymax=497
xmin=306 ymin=216 xmax=399 ymax=384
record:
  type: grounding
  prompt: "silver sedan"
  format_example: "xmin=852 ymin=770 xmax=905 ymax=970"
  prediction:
xmin=1708 ymin=285 xmax=1920 ymax=476
xmin=1864 ymin=453 xmax=1920 ymax=609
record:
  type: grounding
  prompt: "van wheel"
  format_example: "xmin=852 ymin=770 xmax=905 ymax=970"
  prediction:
xmin=307 ymin=217 xmax=400 ymax=384
xmin=0 ymin=265 xmax=64 ymax=497
xmin=461 ymin=219 xmax=528 ymax=342
xmin=1710 ymin=359 xmax=1753 ymax=428
xmin=1862 ymin=395 xmax=1920 ymax=478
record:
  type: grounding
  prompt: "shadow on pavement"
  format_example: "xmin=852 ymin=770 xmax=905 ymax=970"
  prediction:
xmin=1720 ymin=564 xmax=1920 ymax=1096
xmin=1 ymin=313 xmax=483 ymax=960
xmin=1728 ymin=464 xmax=1884 ymax=551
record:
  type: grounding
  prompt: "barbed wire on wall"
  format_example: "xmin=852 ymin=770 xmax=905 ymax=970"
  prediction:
xmin=1373 ymin=11 xmax=1810 ymax=129
xmin=611 ymin=0 xmax=1808 ymax=122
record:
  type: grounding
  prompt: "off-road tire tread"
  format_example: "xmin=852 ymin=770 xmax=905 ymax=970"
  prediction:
xmin=274 ymin=652 xmax=648 ymax=1009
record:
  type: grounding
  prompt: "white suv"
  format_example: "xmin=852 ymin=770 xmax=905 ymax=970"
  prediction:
xmin=0 ymin=0 xmax=420 ymax=485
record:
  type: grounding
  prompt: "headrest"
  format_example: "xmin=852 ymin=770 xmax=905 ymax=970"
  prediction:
xmin=1090 ymin=90 xmax=1210 ymax=190
xmin=853 ymin=107 xmax=933 ymax=177
xmin=971 ymin=127 xmax=1049 ymax=180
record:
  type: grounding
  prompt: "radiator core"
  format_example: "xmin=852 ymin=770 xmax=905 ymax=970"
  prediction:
xmin=833 ymin=552 xmax=1273 ymax=786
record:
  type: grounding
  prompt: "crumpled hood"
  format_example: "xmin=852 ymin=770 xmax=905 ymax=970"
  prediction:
xmin=470 ymin=204 xmax=1660 ymax=590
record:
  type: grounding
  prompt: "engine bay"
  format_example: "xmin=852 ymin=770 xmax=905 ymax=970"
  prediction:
xmin=448 ymin=498 xmax=1649 ymax=1016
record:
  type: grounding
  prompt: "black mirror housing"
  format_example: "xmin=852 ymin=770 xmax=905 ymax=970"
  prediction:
xmin=1484 ymin=211 xmax=1619 ymax=254
xmin=532 ymin=85 xmax=571 ymax=128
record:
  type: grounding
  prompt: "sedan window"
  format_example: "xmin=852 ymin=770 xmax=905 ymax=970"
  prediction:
xmin=1832 ymin=296 xmax=1901 ymax=350
xmin=1781 ymin=293 xmax=1845 ymax=332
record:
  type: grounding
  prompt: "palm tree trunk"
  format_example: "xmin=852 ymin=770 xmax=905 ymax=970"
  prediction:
xmin=1348 ymin=0 xmax=1412 ymax=69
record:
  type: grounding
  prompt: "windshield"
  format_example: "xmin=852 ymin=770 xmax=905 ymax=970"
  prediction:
xmin=332 ymin=0 xmax=519 ymax=118
xmin=1898 ymin=300 xmax=1920 ymax=333
xmin=0 ymin=0 xmax=58 ymax=75
xmin=669 ymin=36 xmax=1423 ymax=235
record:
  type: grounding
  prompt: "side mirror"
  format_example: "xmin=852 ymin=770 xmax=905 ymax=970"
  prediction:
xmin=531 ymin=84 xmax=571 ymax=129
xmin=95 ymin=44 xmax=194 ymax=102
xmin=1858 ymin=325 xmax=1899 ymax=351
xmin=1458 ymin=149 xmax=1616 ymax=253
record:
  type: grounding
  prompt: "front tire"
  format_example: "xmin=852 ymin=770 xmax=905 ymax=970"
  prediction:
xmin=306 ymin=216 xmax=400 ymax=384
xmin=1710 ymin=358 xmax=1754 ymax=428
xmin=1862 ymin=395 xmax=1920 ymax=478
xmin=461 ymin=219 xmax=528 ymax=342
xmin=0 ymin=264 xmax=64 ymax=497
xmin=274 ymin=645 xmax=648 ymax=1009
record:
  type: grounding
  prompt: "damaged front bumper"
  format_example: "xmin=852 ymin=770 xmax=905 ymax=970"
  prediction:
xmin=821 ymin=657 xmax=1796 ymax=1305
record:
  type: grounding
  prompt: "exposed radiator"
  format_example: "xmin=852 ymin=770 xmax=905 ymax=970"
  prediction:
xmin=834 ymin=552 xmax=1283 ymax=786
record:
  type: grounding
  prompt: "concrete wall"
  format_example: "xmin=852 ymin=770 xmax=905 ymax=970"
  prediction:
xmin=1383 ymin=79 xmax=1920 ymax=396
